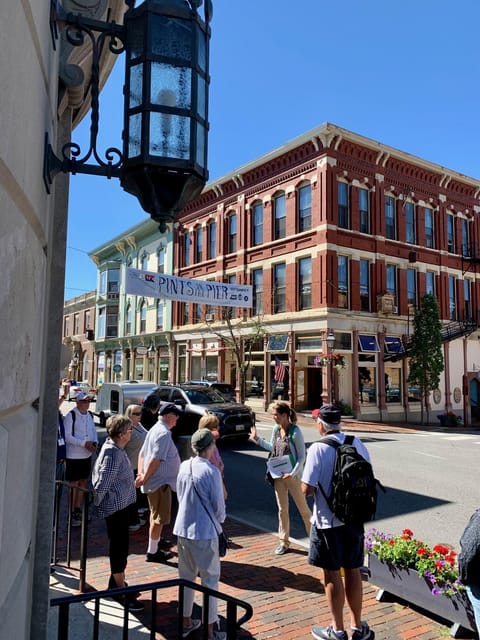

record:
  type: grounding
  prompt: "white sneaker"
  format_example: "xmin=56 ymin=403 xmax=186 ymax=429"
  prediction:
xmin=182 ymin=619 xmax=201 ymax=638
xmin=212 ymin=631 xmax=226 ymax=640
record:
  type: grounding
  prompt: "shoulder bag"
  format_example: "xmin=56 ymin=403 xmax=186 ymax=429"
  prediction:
xmin=189 ymin=461 xmax=230 ymax=557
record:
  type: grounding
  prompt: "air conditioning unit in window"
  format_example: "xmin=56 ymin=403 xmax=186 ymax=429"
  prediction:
xmin=205 ymin=314 xmax=214 ymax=322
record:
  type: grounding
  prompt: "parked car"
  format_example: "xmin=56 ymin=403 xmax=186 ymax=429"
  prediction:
xmin=184 ymin=381 xmax=236 ymax=402
xmin=94 ymin=381 xmax=158 ymax=426
xmin=154 ymin=384 xmax=255 ymax=440
xmin=68 ymin=382 xmax=97 ymax=401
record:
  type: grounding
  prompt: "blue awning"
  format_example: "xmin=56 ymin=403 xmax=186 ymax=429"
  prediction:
xmin=358 ymin=335 xmax=380 ymax=352
xmin=384 ymin=336 xmax=405 ymax=354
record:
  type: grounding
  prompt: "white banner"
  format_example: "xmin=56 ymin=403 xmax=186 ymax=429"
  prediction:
xmin=125 ymin=267 xmax=252 ymax=308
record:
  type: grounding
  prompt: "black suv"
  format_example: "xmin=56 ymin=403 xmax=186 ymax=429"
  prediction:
xmin=153 ymin=384 xmax=254 ymax=440
xmin=184 ymin=381 xmax=236 ymax=402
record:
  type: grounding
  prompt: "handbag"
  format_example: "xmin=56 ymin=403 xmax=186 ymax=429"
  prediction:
xmin=190 ymin=461 xmax=231 ymax=557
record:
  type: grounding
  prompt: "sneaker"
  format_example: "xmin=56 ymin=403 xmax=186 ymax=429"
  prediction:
xmin=182 ymin=618 xmax=201 ymax=637
xmin=351 ymin=622 xmax=375 ymax=640
xmin=212 ymin=632 xmax=226 ymax=640
xmin=312 ymin=625 xmax=348 ymax=640
xmin=274 ymin=544 xmax=288 ymax=555
xmin=146 ymin=549 xmax=173 ymax=563
xmin=158 ymin=537 xmax=175 ymax=549
xmin=138 ymin=507 xmax=149 ymax=516
xmin=126 ymin=595 xmax=144 ymax=612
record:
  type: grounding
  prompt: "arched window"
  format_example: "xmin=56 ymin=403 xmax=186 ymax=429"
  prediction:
xmin=139 ymin=301 xmax=147 ymax=333
xmin=125 ymin=305 xmax=132 ymax=335
xmin=252 ymin=201 xmax=263 ymax=246
xmin=297 ymin=183 xmax=311 ymax=232
xmin=273 ymin=192 xmax=286 ymax=239
xmin=227 ymin=212 xmax=237 ymax=253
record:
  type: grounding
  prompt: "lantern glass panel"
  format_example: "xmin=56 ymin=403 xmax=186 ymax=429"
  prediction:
xmin=197 ymin=74 xmax=206 ymax=120
xmin=196 ymin=122 xmax=205 ymax=167
xmin=197 ymin=25 xmax=206 ymax=71
xmin=128 ymin=19 xmax=145 ymax=59
xmin=129 ymin=62 xmax=143 ymax=108
xmin=128 ymin=113 xmax=142 ymax=157
xmin=152 ymin=15 xmax=192 ymax=61
xmin=150 ymin=113 xmax=190 ymax=159
xmin=151 ymin=62 xmax=191 ymax=109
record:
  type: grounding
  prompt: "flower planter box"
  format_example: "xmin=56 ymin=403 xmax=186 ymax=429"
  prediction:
xmin=368 ymin=554 xmax=477 ymax=638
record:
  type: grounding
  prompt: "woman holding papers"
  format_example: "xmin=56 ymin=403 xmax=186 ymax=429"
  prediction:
xmin=250 ymin=401 xmax=311 ymax=555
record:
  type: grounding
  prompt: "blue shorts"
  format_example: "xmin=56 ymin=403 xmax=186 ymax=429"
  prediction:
xmin=308 ymin=523 xmax=364 ymax=571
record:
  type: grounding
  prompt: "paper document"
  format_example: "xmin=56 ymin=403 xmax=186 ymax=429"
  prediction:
xmin=267 ymin=455 xmax=293 ymax=478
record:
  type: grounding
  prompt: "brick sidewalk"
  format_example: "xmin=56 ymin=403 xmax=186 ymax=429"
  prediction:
xmin=51 ymin=512 xmax=452 ymax=640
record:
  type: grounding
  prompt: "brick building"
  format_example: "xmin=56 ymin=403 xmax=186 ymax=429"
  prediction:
xmin=170 ymin=122 xmax=480 ymax=423
xmin=62 ymin=291 xmax=96 ymax=385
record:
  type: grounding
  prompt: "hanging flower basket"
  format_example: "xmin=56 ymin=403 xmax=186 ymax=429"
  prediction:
xmin=313 ymin=353 xmax=346 ymax=369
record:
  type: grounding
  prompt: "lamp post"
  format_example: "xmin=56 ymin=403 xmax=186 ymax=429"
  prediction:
xmin=325 ymin=330 xmax=335 ymax=404
xmin=45 ymin=0 xmax=212 ymax=232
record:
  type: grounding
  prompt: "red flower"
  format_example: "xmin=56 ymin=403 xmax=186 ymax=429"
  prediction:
xmin=402 ymin=528 xmax=413 ymax=539
xmin=417 ymin=547 xmax=428 ymax=556
xmin=433 ymin=544 xmax=449 ymax=556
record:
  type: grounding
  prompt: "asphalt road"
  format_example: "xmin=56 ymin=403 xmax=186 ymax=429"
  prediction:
xmin=63 ymin=399 xmax=479 ymax=550
xmin=219 ymin=418 xmax=480 ymax=550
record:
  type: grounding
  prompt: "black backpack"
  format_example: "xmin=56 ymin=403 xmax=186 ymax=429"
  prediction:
xmin=318 ymin=434 xmax=383 ymax=525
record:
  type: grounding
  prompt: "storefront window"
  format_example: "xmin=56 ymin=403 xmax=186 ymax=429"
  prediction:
xmin=384 ymin=366 xmax=401 ymax=403
xmin=358 ymin=356 xmax=376 ymax=404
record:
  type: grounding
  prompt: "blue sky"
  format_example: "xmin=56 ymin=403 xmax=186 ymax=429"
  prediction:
xmin=65 ymin=0 xmax=480 ymax=298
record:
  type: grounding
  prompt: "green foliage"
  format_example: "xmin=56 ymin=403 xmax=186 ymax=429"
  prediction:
xmin=365 ymin=528 xmax=464 ymax=598
xmin=407 ymin=293 xmax=444 ymax=423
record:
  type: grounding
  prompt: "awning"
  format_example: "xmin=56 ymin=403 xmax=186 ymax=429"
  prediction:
xmin=358 ymin=335 xmax=380 ymax=352
xmin=384 ymin=336 xmax=405 ymax=354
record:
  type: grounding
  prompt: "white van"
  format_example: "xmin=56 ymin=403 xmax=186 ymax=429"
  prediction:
xmin=95 ymin=381 xmax=158 ymax=427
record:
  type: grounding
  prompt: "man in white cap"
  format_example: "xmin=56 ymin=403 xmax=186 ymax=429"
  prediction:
xmin=136 ymin=403 xmax=181 ymax=563
xmin=64 ymin=392 xmax=98 ymax=526
xmin=302 ymin=404 xmax=374 ymax=640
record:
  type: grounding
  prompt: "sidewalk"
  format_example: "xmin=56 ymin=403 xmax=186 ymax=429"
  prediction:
xmin=49 ymin=514 xmax=451 ymax=640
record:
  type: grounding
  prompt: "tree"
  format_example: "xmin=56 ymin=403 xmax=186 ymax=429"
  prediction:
xmin=208 ymin=308 xmax=266 ymax=402
xmin=407 ymin=293 xmax=444 ymax=424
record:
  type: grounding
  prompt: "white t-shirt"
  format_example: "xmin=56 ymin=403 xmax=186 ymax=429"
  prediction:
xmin=302 ymin=432 xmax=371 ymax=529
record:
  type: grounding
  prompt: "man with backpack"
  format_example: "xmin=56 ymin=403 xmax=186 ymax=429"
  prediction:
xmin=302 ymin=404 xmax=375 ymax=640
xmin=64 ymin=392 xmax=98 ymax=526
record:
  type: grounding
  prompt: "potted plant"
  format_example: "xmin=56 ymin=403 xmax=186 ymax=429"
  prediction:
xmin=365 ymin=528 xmax=476 ymax=636
xmin=437 ymin=412 xmax=463 ymax=427
xmin=313 ymin=353 xmax=347 ymax=369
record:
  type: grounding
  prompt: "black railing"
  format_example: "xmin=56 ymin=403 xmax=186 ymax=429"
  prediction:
xmin=51 ymin=578 xmax=253 ymax=640
xmin=51 ymin=481 xmax=90 ymax=591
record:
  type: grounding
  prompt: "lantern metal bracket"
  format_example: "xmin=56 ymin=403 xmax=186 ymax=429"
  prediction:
xmin=44 ymin=0 xmax=132 ymax=193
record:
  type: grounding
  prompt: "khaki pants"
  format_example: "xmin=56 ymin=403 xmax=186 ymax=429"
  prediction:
xmin=273 ymin=475 xmax=311 ymax=547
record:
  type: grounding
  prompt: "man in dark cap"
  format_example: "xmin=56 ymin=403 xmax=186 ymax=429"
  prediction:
xmin=141 ymin=388 xmax=161 ymax=430
xmin=301 ymin=404 xmax=374 ymax=640
xmin=136 ymin=404 xmax=182 ymax=562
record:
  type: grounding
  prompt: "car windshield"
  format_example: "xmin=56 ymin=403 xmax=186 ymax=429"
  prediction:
xmin=184 ymin=388 xmax=228 ymax=404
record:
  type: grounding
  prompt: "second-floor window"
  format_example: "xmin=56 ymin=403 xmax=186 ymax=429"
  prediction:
xmin=385 ymin=196 xmax=396 ymax=240
xmin=426 ymin=271 xmax=435 ymax=296
xmin=207 ymin=221 xmax=216 ymax=259
xmin=338 ymin=182 xmax=349 ymax=229
xmin=228 ymin=213 xmax=237 ymax=253
xmin=298 ymin=257 xmax=312 ymax=310
xmin=252 ymin=268 xmax=263 ymax=316
xmin=405 ymin=202 xmax=416 ymax=244
xmin=448 ymin=275 xmax=456 ymax=320
xmin=252 ymin=201 xmax=263 ymax=246
xmin=274 ymin=193 xmax=286 ymax=240
xmin=125 ymin=305 xmax=132 ymax=335
xmin=99 ymin=268 xmax=120 ymax=296
xmin=465 ymin=279 xmax=472 ymax=320
xmin=447 ymin=214 xmax=455 ymax=253
xmin=97 ymin=307 xmax=105 ymax=338
xmin=157 ymin=247 xmax=165 ymax=273
xmin=407 ymin=268 xmax=417 ymax=307
xmin=139 ymin=302 xmax=146 ymax=333
xmin=64 ymin=316 xmax=70 ymax=337
xmin=338 ymin=255 xmax=349 ymax=309
xmin=73 ymin=313 xmax=79 ymax=335
xmin=359 ymin=259 xmax=370 ymax=311
xmin=156 ymin=300 xmax=163 ymax=330
xmin=386 ymin=264 xmax=397 ymax=306
xmin=273 ymin=263 xmax=286 ymax=313
xmin=298 ymin=184 xmax=312 ymax=232
xmin=84 ymin=309 xmax=91 ymax=330
xmin=106 ymin=309 xmax=118 ymax=338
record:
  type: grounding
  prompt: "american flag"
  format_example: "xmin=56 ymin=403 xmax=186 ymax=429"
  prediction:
xmin=274 ymin=356 xmax=286 ymax=383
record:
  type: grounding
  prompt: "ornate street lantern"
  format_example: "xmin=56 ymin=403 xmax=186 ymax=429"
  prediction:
xmin=45 ymin=0 xmax=212 ymax=232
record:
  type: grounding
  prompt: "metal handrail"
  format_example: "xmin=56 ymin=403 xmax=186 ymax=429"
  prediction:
xmin=51 ymin=481 xmax=91 ymax=591
xmin=51 ymin=578 xmax=254 ymax=640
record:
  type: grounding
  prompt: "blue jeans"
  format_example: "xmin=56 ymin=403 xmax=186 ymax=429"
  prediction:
xmin=466 ymin=585 xmax=480 ymax=634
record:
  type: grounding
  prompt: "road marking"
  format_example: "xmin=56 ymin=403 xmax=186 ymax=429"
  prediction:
xmin=415 ymin=451 xmax=445 ymax=460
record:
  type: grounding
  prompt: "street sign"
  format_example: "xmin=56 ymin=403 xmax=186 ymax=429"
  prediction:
xmin=112 ymin=364 xmax=122 ymax=373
